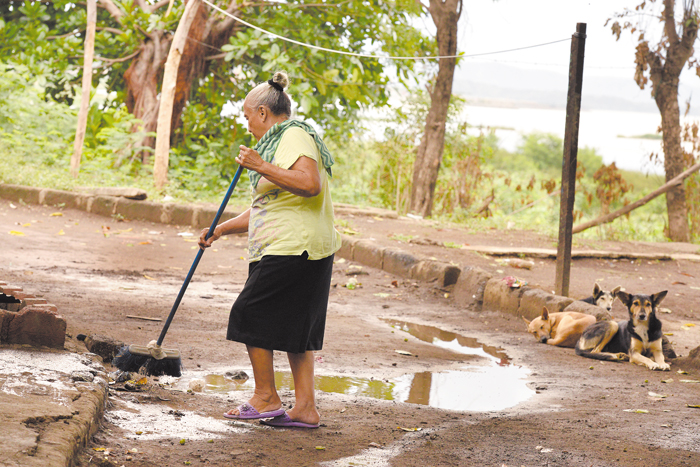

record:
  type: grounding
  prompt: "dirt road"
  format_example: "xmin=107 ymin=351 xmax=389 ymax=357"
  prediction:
xmin=2 ymin=197 xmax=700 ymax=467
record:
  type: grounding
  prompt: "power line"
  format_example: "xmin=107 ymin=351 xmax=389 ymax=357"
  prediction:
xmin=200 ymin=0 xmax=570 ymax=61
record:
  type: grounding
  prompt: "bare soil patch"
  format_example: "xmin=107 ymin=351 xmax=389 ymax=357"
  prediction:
xmin=2 ymin=198 xmax=700 ymax=466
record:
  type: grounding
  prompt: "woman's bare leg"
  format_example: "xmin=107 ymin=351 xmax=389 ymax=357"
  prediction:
xmin=225 ymin=345 xmax=281 ymax=416
xmin=286 ymin=350 xmax=320 ymax=425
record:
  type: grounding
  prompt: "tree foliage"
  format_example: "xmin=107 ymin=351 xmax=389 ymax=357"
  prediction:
xmin=1 ymin=0 xmax=433 ymax=190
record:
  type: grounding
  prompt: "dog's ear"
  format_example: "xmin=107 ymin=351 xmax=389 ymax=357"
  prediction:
xmin=617 ymin=291 xmax=632 ymax=307
xmin=611 ymin=286 xmax=621 ymax=297
xmin=522 ymin=316 xmax=531 ymax=327
xmin=651 ymin=290 xmax=668 ymax=308
xmin=593 ymin=282 xmax=601 ymax=297
xmin=541 ymin=307 xmax=550 ymax=320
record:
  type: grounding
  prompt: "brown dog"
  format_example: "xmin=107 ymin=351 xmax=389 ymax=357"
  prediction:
xmin=523 ymin=307 xmax=596 ymax=348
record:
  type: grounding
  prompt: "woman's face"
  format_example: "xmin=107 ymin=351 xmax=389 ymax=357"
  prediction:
xmin=242 ymin=95 xmax=267 ymax=140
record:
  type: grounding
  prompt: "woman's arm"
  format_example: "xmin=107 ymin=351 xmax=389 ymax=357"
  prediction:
xmin=237 ymin=145 xmax=321 ymax=197
xmin=198 ymin=207 xmax=250 ymax=249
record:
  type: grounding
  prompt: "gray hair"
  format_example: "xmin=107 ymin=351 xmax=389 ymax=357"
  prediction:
xmin=250 ymin=71 xmax=291 ymax=118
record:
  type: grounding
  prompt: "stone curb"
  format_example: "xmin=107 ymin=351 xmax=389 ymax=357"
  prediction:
xmin=0 ymin=183 xmax=243 ymax=229
xmin=338 ymin=234 xmax=460 ymax=288
xmin=1 ymin=183 xmax=586 ymax=314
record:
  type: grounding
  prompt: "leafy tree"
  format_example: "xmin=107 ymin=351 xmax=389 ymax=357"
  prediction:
xmin=608 ymin=0 xmax=698 ymax=241
xmin=0 ymin=0 xmax=431 ymax=175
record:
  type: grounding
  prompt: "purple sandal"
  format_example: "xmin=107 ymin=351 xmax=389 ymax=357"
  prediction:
xmin=223 ymin=403 xmax=285 ymax=420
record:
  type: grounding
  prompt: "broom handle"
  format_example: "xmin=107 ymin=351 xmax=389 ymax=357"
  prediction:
xmin=156 ymin=165 xmax=244 ymax=346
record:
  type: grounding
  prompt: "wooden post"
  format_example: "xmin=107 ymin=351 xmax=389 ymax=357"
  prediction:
xmin=154 ymin=0 xmax=200 ymax=190
xmin=70 ymin=0 xmax=96 ymax=178
xmin=555 ymin=23 xmax=586 ymax=297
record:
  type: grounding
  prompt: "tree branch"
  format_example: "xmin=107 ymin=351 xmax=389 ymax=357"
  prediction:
xmin=662 ymin=0 xmax=680 ymax=44
xmin=95 ymin=49 xmax=141 ymax=64
xmin=204 ymin=52 xmax=227 ymax=60
xmin=98 ymin=0 xmax=124 ymax=25
xmin=242 ymin=0 xmax=353 ymax=7
xmin=99 ymin=27 xmax=126 ymax=35
xmin=46 ymin=26 xmax=125 ymax=40
xmin=148 ymin=0 xmax=172 ymax=11
xmin=47 ymin=30 xmax=82 ymax=40
xmin=212 ymin=0 xmax=243 ymax=37
xmin=572 ymin=160 xmax=700 ymax=234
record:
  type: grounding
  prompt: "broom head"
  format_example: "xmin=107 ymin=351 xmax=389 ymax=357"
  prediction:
xmin=112 ymin=343 xmax=183 ymax=377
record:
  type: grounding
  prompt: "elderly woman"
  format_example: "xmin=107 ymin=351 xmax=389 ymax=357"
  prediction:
xmin=198 ymin=71 xmax=340 ymax=429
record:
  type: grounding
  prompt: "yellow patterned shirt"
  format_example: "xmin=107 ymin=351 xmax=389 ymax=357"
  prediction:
xmin=247 ymin=126 xmax=341 ymax=262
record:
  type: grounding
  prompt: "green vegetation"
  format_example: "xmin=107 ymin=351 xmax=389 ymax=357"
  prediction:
xmin=0 ymin=62 xmax=684 ymax=243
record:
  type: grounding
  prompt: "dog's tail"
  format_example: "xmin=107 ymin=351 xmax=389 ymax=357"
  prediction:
xmin=575 ymin=341 xmax=621 ymax=361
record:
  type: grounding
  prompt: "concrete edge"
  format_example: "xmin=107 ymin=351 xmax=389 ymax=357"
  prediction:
xmin=39 ymin=373 xmax=109 ymax=466
xmin=0 ymin=183 xmax=242 ymax=228
xmin=1 ymin=183 xmax=600 ymax=316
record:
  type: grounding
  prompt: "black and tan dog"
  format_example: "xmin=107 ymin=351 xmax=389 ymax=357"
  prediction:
xmin=580 ymin=283 xmax=621 ymax=314
xmin=575 ymin=290 xmax=670 ymax=371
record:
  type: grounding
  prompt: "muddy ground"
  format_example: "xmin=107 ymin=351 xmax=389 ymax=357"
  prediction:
xmin=2 ymin=197 xmax=700 ymax=467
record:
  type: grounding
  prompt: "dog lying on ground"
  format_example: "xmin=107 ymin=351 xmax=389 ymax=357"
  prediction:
xmin=523 ymin=307 xmax=597 ymax=348
xmin=580 ymin=283 xmax=621 ymax=314
xmin=575 ymin=290 xmax=670 ymax=371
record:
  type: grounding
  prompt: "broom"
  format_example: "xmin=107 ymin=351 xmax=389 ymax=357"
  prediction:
xmin=113 ymin=165 xmax=243 ymax=377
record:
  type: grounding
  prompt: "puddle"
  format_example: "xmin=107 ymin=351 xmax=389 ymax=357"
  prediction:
xmin=169 ymin=321 xmax=533 ymax=412
xmin=383 ymin=319 xmax=510 ymax=365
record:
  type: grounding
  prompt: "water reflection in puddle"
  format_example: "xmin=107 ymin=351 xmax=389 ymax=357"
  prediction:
xmin=176 ymin=321 xmax=533 ymax=412
xmin=383 ymin=319 xmax=510 ymax=365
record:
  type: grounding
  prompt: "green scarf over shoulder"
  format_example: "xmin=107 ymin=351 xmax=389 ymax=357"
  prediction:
xmin=249 ymin=119 xmax=334 ymax=189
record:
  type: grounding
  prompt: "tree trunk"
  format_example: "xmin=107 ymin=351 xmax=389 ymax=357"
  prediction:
xmin=121 ymin=1 xmax=241 ymax=164
xmin=656 ymin=82 xmax=691 ymax=241
xmin=645 ymin=0 xmax=698 ymax=242
xmin=154 ymin=0 xmax=201 ymax=190
xmin=71 ymin=0 xmax=96 ymax=177
xmin=124 ymin=32 xmax=171 ymax=165
xmin=409 ymin=0 xmax=462 ymax=217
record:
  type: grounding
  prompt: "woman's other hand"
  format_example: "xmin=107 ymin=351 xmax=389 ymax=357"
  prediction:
xmin=198 ymin=227 xmax=221 ymax=250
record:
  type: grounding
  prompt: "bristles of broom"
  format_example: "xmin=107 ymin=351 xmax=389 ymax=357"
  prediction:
xmin=112 ymin=344 xmax=183 ymax=377
xmin=112 ymin=345 xmax=150 ymax=373
xmin=113 ymin=166 xmax=243 ymax=379
xmin=142 ymin=354 xmax=183 ymax=377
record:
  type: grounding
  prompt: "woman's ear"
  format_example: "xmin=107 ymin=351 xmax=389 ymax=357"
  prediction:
xmin=258 ymin=105 xmax=267 ymax=121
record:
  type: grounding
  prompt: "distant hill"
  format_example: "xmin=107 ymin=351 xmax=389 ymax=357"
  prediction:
xmin=452 ymin=62 xmax=700 ymax=116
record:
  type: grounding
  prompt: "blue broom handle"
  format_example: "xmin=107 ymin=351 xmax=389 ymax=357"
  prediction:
xmin=156 ymin=165 xmax=244 ymax=346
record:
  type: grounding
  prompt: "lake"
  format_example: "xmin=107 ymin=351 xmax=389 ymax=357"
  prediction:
xmin=461 ymin=104 xmax=700 ymax=175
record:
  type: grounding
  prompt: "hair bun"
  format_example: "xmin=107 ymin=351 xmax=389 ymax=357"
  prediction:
xmin=271 ymin=71 xmax=289 ymax=90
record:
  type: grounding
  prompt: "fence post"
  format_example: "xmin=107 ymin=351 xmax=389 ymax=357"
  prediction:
xmin=555 ymin=22 xmax=586 ymax=297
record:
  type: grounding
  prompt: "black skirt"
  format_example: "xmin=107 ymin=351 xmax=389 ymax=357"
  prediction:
xmin=226 ymin=251 xmax=334 ymax=353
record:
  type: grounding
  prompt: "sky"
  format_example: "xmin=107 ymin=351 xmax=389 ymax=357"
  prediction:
xmin=455 ymin=0 xmax=652 ymax=79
